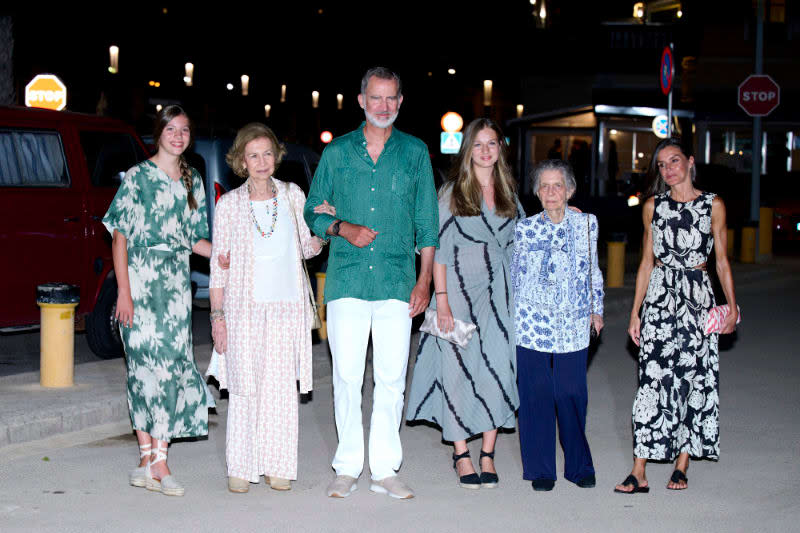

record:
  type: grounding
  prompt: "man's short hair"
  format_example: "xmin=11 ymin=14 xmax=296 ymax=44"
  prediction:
xmin=360 ymin=67 xmax=402 ymax=97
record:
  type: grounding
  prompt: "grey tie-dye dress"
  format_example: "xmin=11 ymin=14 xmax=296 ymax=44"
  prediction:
xmin=406 ymin=186 xmax=524 ymax=441
xmin=103 ymin=160 xmax=213 ymax=442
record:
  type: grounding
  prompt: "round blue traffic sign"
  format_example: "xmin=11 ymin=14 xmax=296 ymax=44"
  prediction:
xmin=660 ymin=46 xmax=674 ymax=96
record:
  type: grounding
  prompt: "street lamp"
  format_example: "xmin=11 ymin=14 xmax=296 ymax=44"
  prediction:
xmin=516 ymin=104 xmax=524 ymax=118
xmin=312 ymin=91 xmax=319 ymax=108
xmin=447 ymin=68 xmax=456 ymax=75
xmin=337 ymin=93 xmax=343 ymax=110
xmin=265 ymin=104 xmax=271 ymax=118
xmin=441 ymin=112 xmax=463 ymax=133
xmin=281 ymin=84 xmax=287 ymax=103
xmin=483 ymin=80 xmax=493 ymax=107
xmin=184 ymin=63 xmax=193 ymax=86
xmin=108 ymin=45 xmax=119 ymax=74
xmin=241 ymin=75 xmax=249 ymax=96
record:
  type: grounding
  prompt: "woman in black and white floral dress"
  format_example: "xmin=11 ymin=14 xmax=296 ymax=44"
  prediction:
xmin=615 ymin=138 xmax=738 ymax=493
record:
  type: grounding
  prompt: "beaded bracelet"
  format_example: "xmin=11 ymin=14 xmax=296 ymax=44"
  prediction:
xmin=210 ymin=309 xmax=225 ymax=323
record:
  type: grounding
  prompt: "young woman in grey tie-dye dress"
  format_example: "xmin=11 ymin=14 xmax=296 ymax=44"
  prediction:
xmin=407 ymin=119 xmax=524 ymax=489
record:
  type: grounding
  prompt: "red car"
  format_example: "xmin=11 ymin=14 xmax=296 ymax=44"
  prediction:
xmin=0 ymin=106 xmax=148 ymax=358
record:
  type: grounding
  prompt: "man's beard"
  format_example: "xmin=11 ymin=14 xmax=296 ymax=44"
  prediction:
xmin=364 ymin=109 xmax=399 ymax=129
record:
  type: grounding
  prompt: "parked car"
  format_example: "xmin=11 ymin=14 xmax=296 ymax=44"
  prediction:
xmin=0 ymin=106 xmax=149 ymax=358
xmin=184 ymin=136 xmax=321 ymax=299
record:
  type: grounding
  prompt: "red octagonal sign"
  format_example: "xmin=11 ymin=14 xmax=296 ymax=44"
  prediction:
xmin=738 ymin=74 xmax=780 ymax=117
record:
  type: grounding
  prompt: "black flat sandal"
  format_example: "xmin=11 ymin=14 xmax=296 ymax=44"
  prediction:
xmin=614 ymin=474 xmax=650 ymax=494
xmin=667 ymin=469 xmax=688 ymax=490
xmin=452 ymin=450 xmax=481 ymax=490
xmin=479 ymin=450 xmax=499 ymax=488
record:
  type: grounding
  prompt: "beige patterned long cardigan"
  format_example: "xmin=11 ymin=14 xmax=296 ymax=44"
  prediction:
xmin=209 ymin=177 xmax=319 ymax=395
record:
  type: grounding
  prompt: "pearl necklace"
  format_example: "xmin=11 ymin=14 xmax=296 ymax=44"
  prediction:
xmin=248 ymin=181 xmax=278 ymax=238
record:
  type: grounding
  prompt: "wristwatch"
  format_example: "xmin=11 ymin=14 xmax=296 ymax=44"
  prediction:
xmin=331 ymin=219 xmax=342 ymax=236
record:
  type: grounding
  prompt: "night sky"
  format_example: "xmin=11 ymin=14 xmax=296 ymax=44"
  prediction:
xmin=6 ymin=1 xmax=670 ymax=146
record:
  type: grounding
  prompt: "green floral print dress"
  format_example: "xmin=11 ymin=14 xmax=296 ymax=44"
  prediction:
xmin=103 ymin=160 xmax=213 ymax=442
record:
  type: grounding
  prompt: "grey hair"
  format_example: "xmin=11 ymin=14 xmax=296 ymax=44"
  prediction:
xmin=531 ymin=159 xmax=577 ymax=199
xmin=360 ymin=67 xmax=402 ymax=97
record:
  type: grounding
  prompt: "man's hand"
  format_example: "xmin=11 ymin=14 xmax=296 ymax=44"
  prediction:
xmin=408 ymin=281 xmax=430 ymax=317
xmin=339 ymin=221 xmax=378 ymax=248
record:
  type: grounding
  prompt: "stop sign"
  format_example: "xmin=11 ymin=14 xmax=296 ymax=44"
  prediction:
xmin=25 ymin=74 xmax=67 ymax=111
xmin=738 ymin=75 xmax=780 ymax=117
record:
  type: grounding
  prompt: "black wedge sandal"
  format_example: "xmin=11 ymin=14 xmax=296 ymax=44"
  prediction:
xmin=452 ymin=450 xmax=481 ymax=490
xmin=479 ymin=450 xmax=499 ymax=488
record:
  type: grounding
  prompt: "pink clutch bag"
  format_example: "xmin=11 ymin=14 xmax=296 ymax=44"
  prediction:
xmin=704 ymin=304 xmax=741 ymax=335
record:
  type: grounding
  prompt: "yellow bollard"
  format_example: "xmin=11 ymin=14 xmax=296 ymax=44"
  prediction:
xmin=37 ymin=283 xmax=80 ymax=388
xmin=726 ymin=229 xmax=735 ymax=258
xmin=740 ymin=226 xmax=756 ymax=264
xmin=315 ymin=272 xmax=327 ymax=340
xmin=759 ymin=207 xmax=773 ymax=259
xmin=606 ymin=240 xmax=626 ymax=288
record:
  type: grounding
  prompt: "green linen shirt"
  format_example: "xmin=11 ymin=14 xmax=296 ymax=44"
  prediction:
xmin=304 ymin=123 xmax=439 ymax=303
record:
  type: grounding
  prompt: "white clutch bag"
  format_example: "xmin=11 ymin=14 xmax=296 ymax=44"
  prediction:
xmin=419 ymin=308 xmax=477 ymax=349
xmin=206 ymin=347 xmax=221 ymax=379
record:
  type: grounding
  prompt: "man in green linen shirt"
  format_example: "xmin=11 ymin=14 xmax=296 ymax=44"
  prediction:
xmin=304 ymin=67 xmax=438 ymax=500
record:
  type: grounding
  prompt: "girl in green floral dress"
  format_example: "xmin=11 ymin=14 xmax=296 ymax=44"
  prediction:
xmin=103 ymin=105 xmax=213 ymax=497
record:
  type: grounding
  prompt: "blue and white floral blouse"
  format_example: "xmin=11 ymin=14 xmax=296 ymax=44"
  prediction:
xmin=511 ymin=208 xmax=604 ymax=353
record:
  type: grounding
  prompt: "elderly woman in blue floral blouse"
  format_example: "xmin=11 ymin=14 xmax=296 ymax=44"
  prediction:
xmin=511 ymin=159 xmax=604 ymax=492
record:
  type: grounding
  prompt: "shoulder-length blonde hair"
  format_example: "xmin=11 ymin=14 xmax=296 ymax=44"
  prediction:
xmin=447 ymin=118 xmax=517 ymax=218
xmin=226 ymin=122 xmax=287 ymax=178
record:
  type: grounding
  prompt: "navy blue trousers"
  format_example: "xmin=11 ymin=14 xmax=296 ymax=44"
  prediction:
xmin=516 ymin=345 xmax=595 ymax=483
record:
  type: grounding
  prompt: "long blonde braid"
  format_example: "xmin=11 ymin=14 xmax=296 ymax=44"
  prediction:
xmin=179 ymin=155 xmax=198 ymax=210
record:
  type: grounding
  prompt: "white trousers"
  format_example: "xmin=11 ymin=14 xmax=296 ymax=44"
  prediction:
xmin=327 ymin=298 xmax=412 ymax=480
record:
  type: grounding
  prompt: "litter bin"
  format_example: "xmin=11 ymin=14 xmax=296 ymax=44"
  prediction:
xmin=606 ymin=232 xmax=627 ymax=288
xmin=37 ymin=283 xmax=80 ymax=388
xmin=740 ymin=222 xmax=757 ymax=264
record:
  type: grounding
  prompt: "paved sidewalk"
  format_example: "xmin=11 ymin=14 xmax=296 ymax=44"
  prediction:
xmin=0 ymin=260 xmax=798 ymax=532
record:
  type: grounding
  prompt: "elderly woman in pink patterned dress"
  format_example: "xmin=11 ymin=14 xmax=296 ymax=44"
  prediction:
xmin=209 ymin=123 xmax=331 ymax=493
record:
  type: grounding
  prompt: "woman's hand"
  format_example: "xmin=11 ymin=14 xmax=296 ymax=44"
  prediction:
xmin=218 ymin=251 xmax=230 ymax=270
xmin=310 ymin=236 xmax=326 ymax=254
xmin=628 ymin=314 xmax=641 ymax=346
xmin=591 ymin=314 xmax=604 ymax=334
xmin=313 ymin=201 xmax=336 ymax=217
xmin=436 ymin=297 xmax=455 ymax=333
xmin=116 ymin=290 xmax=134 ymax=328
xmin=212 ymin=319 xmax=227 ymax=354
xmin=719 ymin=307 xmax=738 ymax=334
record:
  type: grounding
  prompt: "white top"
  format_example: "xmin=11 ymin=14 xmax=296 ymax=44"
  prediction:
xmin=250 ymin=191 xmax=299 ymax=302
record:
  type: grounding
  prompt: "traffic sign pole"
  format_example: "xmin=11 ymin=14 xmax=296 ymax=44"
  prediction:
xmin=751 ymin=0 xmax=764 ymax=226
xmin=660 ymin=44 xmax=675 ymax=137
xmin=667 ymin=52 xmax=673 ymax=136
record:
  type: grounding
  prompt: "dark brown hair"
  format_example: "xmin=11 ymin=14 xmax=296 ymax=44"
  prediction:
xmin=154 ymin=105 xmax=197 ymax=210
xmin=447 ymin=118 xmax=517 ymax=218
xmin=645 ymin=137 xmax=696 ymax=197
